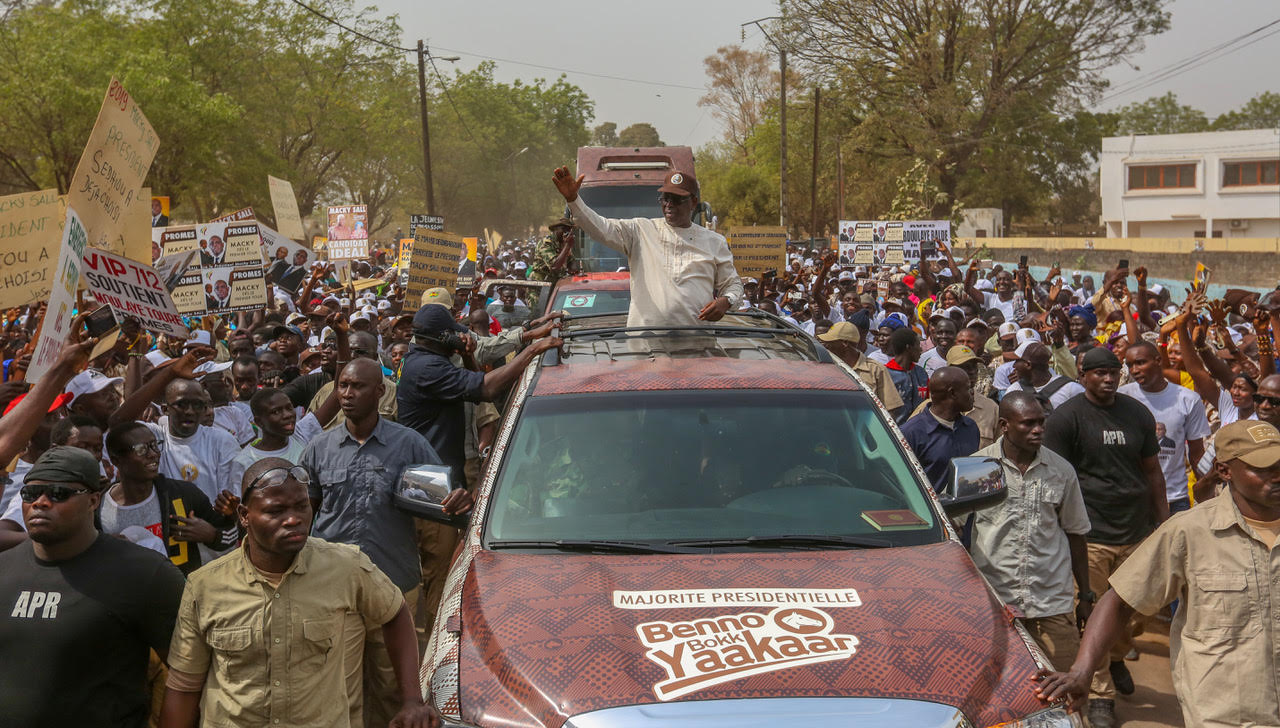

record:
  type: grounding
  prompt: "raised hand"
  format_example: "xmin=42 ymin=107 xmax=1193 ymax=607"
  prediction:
xmin=551 ymin=166 xmax=584 ymax=203
xmin=1133 ymin=266 xmax=1148 ymax=288
xmin=1207 ymin=299 xmax=1229 ymax=327
xmin=166 ymin=346 xmax=216 ymax=379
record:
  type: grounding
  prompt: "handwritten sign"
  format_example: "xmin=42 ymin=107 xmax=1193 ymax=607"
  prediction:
xmin=81 ymin=249 xmax=187 ymax=337
xmin=406 ymin=231 xmax=463 ymax=306
xmin=409 ymin=214 xmax=444 ymax=238
xmin=0 ymin=189 xmax=64 ymax=309
xmin=267 ymin=175 xmax=305 ymax=240
xmin=727 ymin=226 xmax=787 ymax=280
xmin=67 ymin=78 xmax=158 ymax=252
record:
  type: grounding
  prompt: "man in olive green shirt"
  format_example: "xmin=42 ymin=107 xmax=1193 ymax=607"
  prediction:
xmin=818 ymin=321 xmax=904 ymax=419
xmin=159 ymin=458 xmax=436 ymax=728
xmin=1036 ymin=419 xmax=1280 ymax=728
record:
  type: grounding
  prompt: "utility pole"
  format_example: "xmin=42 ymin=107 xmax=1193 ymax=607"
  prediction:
xmin=836 ymin=140 xmax=845 ymax=222
xmin=810 ymin=86 xmax=820 ymax=240
xmin=416 ymin=40 xmax=435 ymax=215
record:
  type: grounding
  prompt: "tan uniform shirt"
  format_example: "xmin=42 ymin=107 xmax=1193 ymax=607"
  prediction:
xmin=309 ymin=376 xmax=398 ymax=429
xmin=569 ymin=197 xmax=744 ymax=327
xmin=912 ymin=394 xmax=998 ymax=449
xmin=849 ymin=354 xmax=904 ymax=412
xmin=1108 ymin=491 xmax=1280 ymax=728
xmin=970 ymin=439 xmax=1091 ymax=618
xmin=167 ymin=538 xmax=404 ymax=728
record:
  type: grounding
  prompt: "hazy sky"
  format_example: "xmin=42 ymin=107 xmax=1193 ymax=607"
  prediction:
xmin=376 ymin=0 xmax=1279 ymax=150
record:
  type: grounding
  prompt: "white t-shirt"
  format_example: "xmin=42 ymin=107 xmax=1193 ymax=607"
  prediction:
xmin=1215 ymin=388 xmax=1257 ymax=427
xmin=983 ymin=291 xmax=1023 ymax=323
xmin=214 ymin=404 xmax=256 ymax=446
xmin=228 ymin=437 xmax=311 ymax=497
xmin=144 ymin=421 xmax=240 ymax=502
xmin=998 ymin=368 xmax=1086 ymax=411
xmin=1 ymin=491 xmax=24 ymax=531
xmin=1118 ymin=382 xmax=1211 ymax=502
xmin=919 ymin=347 xmax=948 ymax=377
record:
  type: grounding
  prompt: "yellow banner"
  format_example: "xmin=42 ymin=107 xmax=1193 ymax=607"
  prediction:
xmin=727 ymin=226 xmax=787 ymax=280
xmin=0 ymin=189 xmax=64 ymax=309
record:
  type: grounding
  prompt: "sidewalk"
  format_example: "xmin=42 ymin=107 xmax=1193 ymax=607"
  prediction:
xmin=1112 ymin=619 xmax=1183 ymax=728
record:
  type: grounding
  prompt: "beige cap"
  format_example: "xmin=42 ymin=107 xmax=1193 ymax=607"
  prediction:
xmin=945 ymin=345 xmax=979 ymax=366
xmin=817 ymin=321 xmax=860 ymax=344
xmin=422 ymin=287 xmax=453 ymax=308
xmin=1215 ymin=421 xmax=1280 ymax=468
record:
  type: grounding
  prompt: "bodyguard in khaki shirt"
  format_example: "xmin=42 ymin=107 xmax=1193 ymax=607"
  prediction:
xmin=159 ymin=458 xmax=436 ymax=728
xmin=817 ymin=322 xmax=905 ymax=419
xmin=1036 ymin=419 xmax=1280 ymax=728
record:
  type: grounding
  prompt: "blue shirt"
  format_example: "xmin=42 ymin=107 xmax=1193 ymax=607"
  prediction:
xmin=396 ymin=346 xmax=486 ymax=487
xmin=300 ymin=417 xmax=440 ymax=591
xmin=900 ymin=406 xmax=980 ymax=493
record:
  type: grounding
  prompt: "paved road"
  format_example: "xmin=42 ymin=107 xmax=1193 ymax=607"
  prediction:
xmin=1112 ymin=620 xmax=1183 ymax=728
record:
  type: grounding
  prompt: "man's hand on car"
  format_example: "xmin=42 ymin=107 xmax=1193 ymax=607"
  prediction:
xmin=440 ymin=488 xmax=474 ymax=516
xmin=698 ymin=296 xmax=732 ymax=322
xmin=1033 ymin=668 xmax=1090 ymax=712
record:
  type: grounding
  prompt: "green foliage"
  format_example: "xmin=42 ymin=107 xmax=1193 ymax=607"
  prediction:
xmin=889 ymin=157 xmax=961 ymax=226
xmin=590 ymin=122 xmax=618 ymax=146
xmin=1114 ymin=92 xmax=1209 ymax=135
xmin=616 ymin=122 xmax=663 ymax=147
xmin=1212 ymin=91 xmax=1280 ymax=131
xmin=697 ymin=142 xmax=778 ymax=228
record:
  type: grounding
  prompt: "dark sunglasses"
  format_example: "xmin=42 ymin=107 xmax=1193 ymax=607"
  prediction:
xmin=243 ymin=465 xmax=311 ymax=500
xmin=20 ymin=484 xmax=92 ymax=503
xmin=1253 ymin=394 xmax=1280 ymax=407
xmin=657 ymin=193 xmax=691 ymax=206
xmin=128 ymin=441 xmax=162 ymax=457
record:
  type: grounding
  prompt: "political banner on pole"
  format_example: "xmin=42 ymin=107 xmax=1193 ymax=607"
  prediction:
xmin=26 ymin=207 xmax=89 ymax=382
xmin=406 ymin=231 xmax=463 ymax=306
xmin=267 ymin=176 xmax=306 ymax=240
xmin=67 ymin=78 xmax=158 ymax=252
xmin=81 ymin=248 xmax=187 ymax=337
xmin=837 ymin=220 xmax=950 ymax=266
xmin=727 ymin=226 xmax=787 ymax=280
xmin=409 ymin=214 xmax=444 ymax=238
xmin=327 ymin=205 xmax=368 ymax=260
xmin=0 ymin=189 xmax=64 ymax=309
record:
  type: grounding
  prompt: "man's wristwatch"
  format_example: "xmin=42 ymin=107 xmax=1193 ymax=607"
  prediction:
xmin=1077 ymin=590 xmax=1097 ymax=603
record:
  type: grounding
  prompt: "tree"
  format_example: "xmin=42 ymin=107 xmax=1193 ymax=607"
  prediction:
xmin=590 ymin=122 xmax=618 ymax=146
xmin=1213 ymin=91 xmax=1280 ymax=131
xmin=1114 ymin=92 xmax=1209 ymax=135
xmin=782 ymin=0 xmax=1171 ymax=218
xmin=616 ymin=122 xmax=664 ymax=147
xmin=699 ymin=45 xmax=777 ymax=158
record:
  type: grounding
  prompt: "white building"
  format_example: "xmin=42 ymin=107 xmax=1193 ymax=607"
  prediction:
xmin=958 ymin=208 xmax=1004 ymax=238
xmin=1100 ymin=128 xmax=1280 ymax=238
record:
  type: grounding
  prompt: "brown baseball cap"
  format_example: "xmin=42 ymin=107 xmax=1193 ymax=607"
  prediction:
xmin=1215 ymin=420 xmax=1280 ymax=468
xmin=945 ymin=345 xmax=979 ymax=366
xmin=658 ymin=170 xmax=699 ymax=198
xmin=817 ymin=321 xmax=860 ymax=344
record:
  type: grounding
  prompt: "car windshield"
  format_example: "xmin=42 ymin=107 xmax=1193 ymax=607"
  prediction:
xmin=553 ymin=288 xmax=630 ymax=315
xmin=485 ymin=390 xmax=942 ymax=549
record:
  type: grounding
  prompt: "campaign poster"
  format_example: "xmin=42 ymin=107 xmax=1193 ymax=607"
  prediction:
xmin=158 ymin=222 xmax=266 ymax=315
xmin=458 ymin=236 xmax=479 ymax=287
xmin=202 ymin=266 xmax=266 ymax=313
xmin=397 ymin=238 xmax=413 ymax=269
xmin=150 ymin=196 xmax=170 ymax=227
xmin=726 ymin=226 xmax=787 ymax=280
xmin=837 ymin=220 xmax=950 ymax=266
xmin=409 ymin=214 xmax=444 ymax=238
xmin=260 ymin=224 xmax=314 ymax=293
xmin=406 ymin=231 xmax=463 ymax=306
xmin=327 ymin=204 xmax=368 ymax=260
xmin=26 ymin=207 xmax=89 ymax=382
xmin=211 ymin=206 xmax=255 ymax=223
xmin=81 ymin=248 xmax=187 ymax=337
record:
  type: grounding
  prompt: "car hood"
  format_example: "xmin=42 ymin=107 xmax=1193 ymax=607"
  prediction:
xmin=455 ymin=541 xmax=1045 ymax=728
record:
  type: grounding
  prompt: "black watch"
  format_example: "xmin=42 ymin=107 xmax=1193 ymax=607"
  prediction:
xmin=1077 ymin=590 xmax=1097 ymax=603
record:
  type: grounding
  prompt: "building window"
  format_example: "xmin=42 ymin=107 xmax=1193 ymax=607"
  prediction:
xmin=1127 ymin=163 xmax=1196 ymax=190
xmin=1223 ymin=160 xmax=1280 ymax=187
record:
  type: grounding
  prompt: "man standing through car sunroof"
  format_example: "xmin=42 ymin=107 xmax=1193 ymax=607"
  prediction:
xmin=552 ymin=165 xmax=744 ymax=327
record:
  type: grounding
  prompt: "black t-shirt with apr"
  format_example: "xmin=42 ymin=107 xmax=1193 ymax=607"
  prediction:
xmin=0 ymin=534 xmax=186 ymax=727
xmin=1044 ymin=392 xmax=1160 ymax=545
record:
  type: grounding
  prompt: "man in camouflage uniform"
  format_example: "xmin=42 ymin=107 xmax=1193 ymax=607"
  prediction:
xmin=528 ymin=217 xmax=575 ymax=284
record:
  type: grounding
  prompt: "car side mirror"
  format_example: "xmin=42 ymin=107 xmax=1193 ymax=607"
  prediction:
xmin=938 ymin=456 xmax=1006 ymax=517
xmin=393 ymin=464 xmax=470 ymax=528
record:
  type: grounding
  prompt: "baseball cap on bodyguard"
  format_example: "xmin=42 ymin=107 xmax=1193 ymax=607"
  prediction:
xmin=65 ymin=369 xmax=123 ymax=406
xmin=1215 ymin=420 xmax=1280 ymax=469
xmin=657 ymin=170 xmax=699 ymax=198
xmin=817 ymin=321 xmax=860 ymax=344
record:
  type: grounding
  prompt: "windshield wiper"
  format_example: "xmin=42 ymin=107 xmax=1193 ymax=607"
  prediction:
xmin=487 ymin=539 xmax=699 ymax=554
xmin=667 ymin=534 xmax=893 ymax=550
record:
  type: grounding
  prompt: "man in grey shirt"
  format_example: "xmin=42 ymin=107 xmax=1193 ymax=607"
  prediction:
xmin=299 ymin=358 xmax=472 ymax=726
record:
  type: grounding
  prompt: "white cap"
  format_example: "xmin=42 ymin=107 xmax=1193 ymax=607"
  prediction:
xmin=185 ymin=330 xmax=213 ymax=349
xmin=1014 ymin=340 xmax=1037 ymax=358
xmin=376 ymin=300 xmax=392 ymax=311
xmin=997 ymin=321 xmax=1018 ymax=339
xmin=349 ymin=312 xmax=370 ymax=324
xmin=514 ymin=261 xmax=528 ymax=270
xmin=285 ymin=312 xmax=307 ymax=326
xmin=974 ymin=279 xmax=995 ymax=292
xmin=937 ymin=268 xmax=953 ymax=278
xmin=1149 ymin=283 xmax=1165 ymax=295
xmin=838 ymin=271 xmax=853 ymax=281
xmin=65 ymin=369 xmax=122 ymax=405
xmin=194 ymin=360 xmax=233 ymax=375
xmin=1016 ymin=328 xmax=1041 ymax=344
xmin=339 ymin=297 xmax=351 ymax=307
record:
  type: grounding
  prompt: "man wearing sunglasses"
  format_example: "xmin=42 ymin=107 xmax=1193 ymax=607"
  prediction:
xmin=552 ymin=166 xmax=743 ymax=326
xmin=101 ymin=422 xmax=233 ymax=576
xmin=0 ymin=446 xmax=185 ymax=727
xmin=1194 ymin=374 xmax=1280 ymax=499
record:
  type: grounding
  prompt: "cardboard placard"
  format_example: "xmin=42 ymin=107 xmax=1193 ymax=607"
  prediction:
xmin=727 ymin=226 xmax=787 ymax=280
xmin=837 ymin=220 xmax=950 ymax=266
xmin=409 ymin=214 xmax=444 ymax=238
xmin=211 ymin=206 xmax=255 ymax=223
xmin=0 ymin=189 xmax=64 ymax=309
xmin=406 ymin=231 xmax=463 ymax=306
xmin=259 ymin=223 xmax=315 ymax=293
xmin=81 ymin=248 xmax=187 ymax=337
xmin=267 ymin=175 xmax=305 ymax=240
xmin=158 ymin=222 xmax=266 ymax=315
xmin=26 ymin=207 xmax=89 ymax=381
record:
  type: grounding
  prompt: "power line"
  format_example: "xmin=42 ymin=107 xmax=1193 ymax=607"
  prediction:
xmin=288 ymin=0 xmax=412 ymax=53
xmin=429 ymin=45 xmax=705 ymax=92
xmin=427 ymin=53 xmax=492 ymax=162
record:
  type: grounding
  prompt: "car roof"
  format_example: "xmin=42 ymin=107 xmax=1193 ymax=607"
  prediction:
xmin=553 ymin=272 xmax=630 ymax=291
xmin=531 ymin=311 xmax=861 ymax=396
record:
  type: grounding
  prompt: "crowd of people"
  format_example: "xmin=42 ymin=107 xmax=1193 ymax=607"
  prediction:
xmin=0 ymin=165 xmax=1274 ymax=728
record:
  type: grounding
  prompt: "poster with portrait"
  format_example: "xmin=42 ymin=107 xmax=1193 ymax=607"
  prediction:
xmin=837 ymin=220 xmax=950 ymax=266
xmin=259 ymin=223 xmax=314 ymax=293
xmin=157 ymin=221 xmax=266 ymax=315
xmin=150 ymin=196 xmax=170 ymax=228
xmin=326 ymin=204 xmax=368 ymax=260
xmin=202 ymin=266 xmax=266 ymax=313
